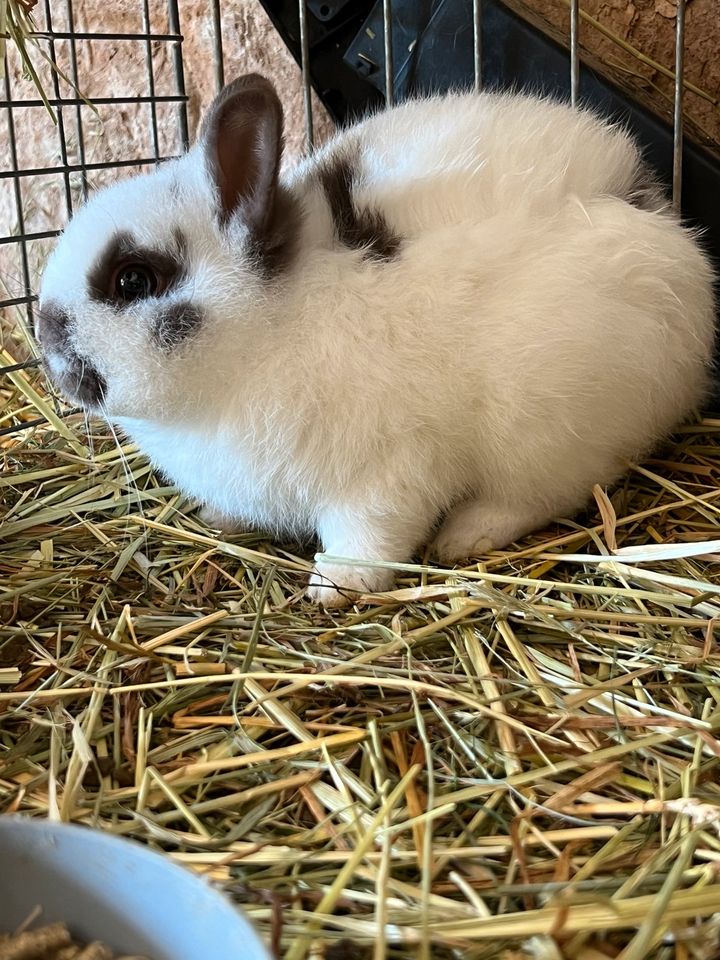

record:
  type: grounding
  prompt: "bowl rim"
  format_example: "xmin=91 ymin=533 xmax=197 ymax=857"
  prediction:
xmin=0 ymin=814 xmax=271 ymax=959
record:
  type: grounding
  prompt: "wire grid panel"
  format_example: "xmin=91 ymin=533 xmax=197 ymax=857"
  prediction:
xmin=0 ymin=0 xmax=189 ymax=332
xmin=1 ymin=0 xmax=691 ymax=329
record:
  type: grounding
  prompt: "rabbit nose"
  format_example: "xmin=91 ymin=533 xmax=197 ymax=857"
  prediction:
xmin=35 ymin=302 xmax=106 ymax=408
xmin=36 ymin=301 xmax=70 ymax=352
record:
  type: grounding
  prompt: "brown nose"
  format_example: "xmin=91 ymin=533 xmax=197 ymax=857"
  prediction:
xmin=36 ymin=301 xmax=71 ymax=353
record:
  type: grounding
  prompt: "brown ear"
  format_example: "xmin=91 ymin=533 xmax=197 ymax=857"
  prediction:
xmin=200 ymin=75 xmax=284 ymax=234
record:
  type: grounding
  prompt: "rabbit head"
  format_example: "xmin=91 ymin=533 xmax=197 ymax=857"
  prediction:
xmin=37 ymin=74 xmax=297 ymax=422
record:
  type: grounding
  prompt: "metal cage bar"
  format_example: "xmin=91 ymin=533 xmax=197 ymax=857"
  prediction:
xmin=383 ymin=0 xmax=394 ymax=107
xmin=0 ymin=95 xmax=188 ymax=109
xmin=0 ymin=156 xmax=179 ymax=181
xmin=43 ymin=0 xmax=74 ymax=218
xmin=142 ymin=0 xmax=162 ymax=163
xmin=2 ymin=68 xmax=36 ymax=324
xmin=569 ymin=0 xmax=579 ymax=107
xmin=166 ymin=0 xmax=189 ymax=149
xmin=473 ymin=0 xmax=482 ymax=93
xmin=24 ymin=30 xmax=182 ymax=41
xmin=298 ymin=0 xmax=313 ymax=151
xmin=211 ymin=0 xmax=225 ymax=92
xmin=0 ymin=230 xmax=59 ymax=247
xmin=65 ymin=0 xmax=89 ymax=202
xmin=672 ymin=0 xmax=686 ymax=213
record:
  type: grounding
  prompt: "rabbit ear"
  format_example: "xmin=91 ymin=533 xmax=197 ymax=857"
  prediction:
xmin=200 ymin=74 xmax=284 ymax=235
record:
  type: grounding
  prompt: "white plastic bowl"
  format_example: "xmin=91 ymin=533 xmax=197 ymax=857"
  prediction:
xmin=0 ymin=816 xmax=270 ymax=960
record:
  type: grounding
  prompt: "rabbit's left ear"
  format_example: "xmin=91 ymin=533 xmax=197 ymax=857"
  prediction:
xmin=200 ymin=74 xmax=284 ymax=235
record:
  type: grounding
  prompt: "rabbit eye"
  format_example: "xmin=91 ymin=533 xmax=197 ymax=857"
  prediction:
xmin=115 ymin=264 xmax=157 ymax=302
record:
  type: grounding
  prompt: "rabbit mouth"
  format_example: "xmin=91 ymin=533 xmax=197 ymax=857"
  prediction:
xmin=35 ymin=302 xmax=107 ymax=410
xmin=45 ymin=351 xmax=107 ymax=410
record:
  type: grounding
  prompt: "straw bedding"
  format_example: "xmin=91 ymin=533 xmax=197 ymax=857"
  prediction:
xmin=0 ymin=920 xmax=148 ymax=959
xmin=2 ymin=326 xmax=720 ymax=960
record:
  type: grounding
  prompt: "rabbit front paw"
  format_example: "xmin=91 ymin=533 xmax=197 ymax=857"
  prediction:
xmin=306 ymin=562 xmax=394 ymax=608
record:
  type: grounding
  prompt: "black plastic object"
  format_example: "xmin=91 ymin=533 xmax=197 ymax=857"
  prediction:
xmin=305 ymin=0 xmax=354 ymax=22
xmin=342 ymin=0 xmax=477 ymax=100
xmin=256 ymin=1 xmax=383 ymax=123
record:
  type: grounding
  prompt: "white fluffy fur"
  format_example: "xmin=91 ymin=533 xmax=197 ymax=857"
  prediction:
xmin=39 ymin=88 xmax=716 ymax=606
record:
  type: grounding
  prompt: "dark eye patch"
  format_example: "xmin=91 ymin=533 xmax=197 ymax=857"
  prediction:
xmin=87 ymin=230 xmax=187 ymax=305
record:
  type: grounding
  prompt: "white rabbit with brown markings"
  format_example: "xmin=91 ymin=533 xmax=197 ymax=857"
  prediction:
xmin=37 ymin=75 xmax=716 ymax=606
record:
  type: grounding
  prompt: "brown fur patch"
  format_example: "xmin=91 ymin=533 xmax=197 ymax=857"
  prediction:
xmin=246 ymin=185 xmax=301 ymax=278
xmin=317 ymin=154 xmax=401 ymax=261
xmin=153 ymin=300 xmax=203 ymax=350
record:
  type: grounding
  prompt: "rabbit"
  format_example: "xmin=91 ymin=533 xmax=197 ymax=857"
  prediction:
xmin=36 ymin=74 xmax=716 ymax=607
